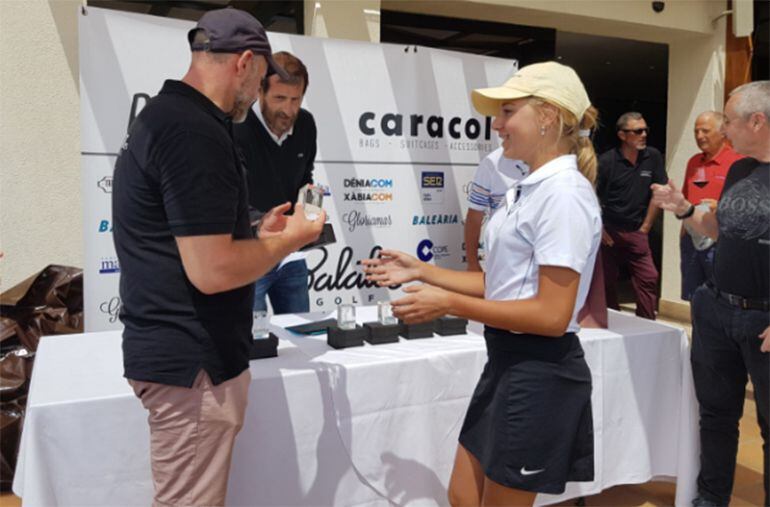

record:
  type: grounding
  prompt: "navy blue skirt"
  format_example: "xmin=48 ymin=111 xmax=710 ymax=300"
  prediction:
xmin=458 ymin=327 xmax=594 ymax=494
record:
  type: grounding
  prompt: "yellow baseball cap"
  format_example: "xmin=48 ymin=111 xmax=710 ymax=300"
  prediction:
xmin=472 ymin=61 xmax=590 ymax=120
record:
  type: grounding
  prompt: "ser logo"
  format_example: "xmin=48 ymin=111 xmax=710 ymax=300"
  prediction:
xmin=421 ymin=171 xmax=444 ymax=204
xmin=417 ymin=239 xmax=450 ymax=262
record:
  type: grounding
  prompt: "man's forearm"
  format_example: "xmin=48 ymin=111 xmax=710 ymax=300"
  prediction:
xmin=640 ymin=202 xmax=659 ymax=232
xmin=685 ymin=209 xmax=720 ymax=240
xmin=177 ymin=234 xmax=302 ymax=295
xmin=464 ymin=210 xmax=484 ymax=268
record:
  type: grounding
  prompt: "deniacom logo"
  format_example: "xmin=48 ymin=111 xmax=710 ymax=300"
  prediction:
xmin=343 ymin=177 xmax=393 ymax=202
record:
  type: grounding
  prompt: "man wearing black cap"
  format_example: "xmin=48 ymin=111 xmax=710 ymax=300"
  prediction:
xmin=112 ymin=8 xmax=324 ymax=505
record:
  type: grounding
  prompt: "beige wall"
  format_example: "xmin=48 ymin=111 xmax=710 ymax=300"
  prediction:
xmin=305 ymin=0 xmax=381 ymax=42
xmin=0 ymin=0 xmax=82 ymax=291
xmin=382 ymin=0 xmax=728 ymax=312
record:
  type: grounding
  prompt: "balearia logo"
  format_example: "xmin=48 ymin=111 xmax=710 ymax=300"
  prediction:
xmin=97 ymin=176 xmax=113 ymax=193
xmin=412 ymin=214 xmax=459 ymax=226
xmin=421 ymin=171 xmax=444 ymax=204
xmin=99 ymin=296 xmax=121 ymax=324
xmin=341 ymin=211 xmax=392 ymax=233
xmin=416 ymin=239 xmax=450 ymax=262
xmin=98 ymin=220 xmax=113 ymax=233
xmin=307 ymin=245 xmax=401 ymax=308
xmin=358 ymin=112 xmax=493 ymax=141
xmin=99 ymin=257 xmax=120 ymax=274
xmin=343 ymin=177 xmax=393 ymax=202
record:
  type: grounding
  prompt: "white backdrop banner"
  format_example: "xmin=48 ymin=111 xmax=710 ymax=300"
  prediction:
xmin=81 ymin=7 xmax=516 ymax=331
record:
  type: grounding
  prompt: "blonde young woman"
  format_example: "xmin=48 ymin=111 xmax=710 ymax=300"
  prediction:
xmin=362 ymin=62 xmax=602 ymax=506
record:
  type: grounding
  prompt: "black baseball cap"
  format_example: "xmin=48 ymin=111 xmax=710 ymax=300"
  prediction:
xmin=188 ymin=8 xmax=288 ymax=79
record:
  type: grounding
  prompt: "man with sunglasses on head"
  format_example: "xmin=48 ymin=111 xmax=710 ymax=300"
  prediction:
xmin=596 ymin=112 xmax=668 ymax=319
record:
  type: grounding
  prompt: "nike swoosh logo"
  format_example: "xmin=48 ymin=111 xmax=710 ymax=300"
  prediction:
xmin=520 ymin=467 xmax=546 ymax=476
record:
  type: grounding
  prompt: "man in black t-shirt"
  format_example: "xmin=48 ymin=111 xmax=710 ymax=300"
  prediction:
xmin=234 ymin=51 xmax=316 ymax=314
xmin=652 ymin=81 xmax=770 ymax=507
xmin=597 ymin=112 xmax=668 ymax=319
xmin=112 ymin=10 xmax=324 ymax=506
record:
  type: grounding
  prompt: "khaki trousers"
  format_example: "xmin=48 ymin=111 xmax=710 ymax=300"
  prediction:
xmin=129 ymin=368 xmax=251 ymax=507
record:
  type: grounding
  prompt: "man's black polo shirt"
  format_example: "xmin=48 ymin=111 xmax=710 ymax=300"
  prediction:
xmin=112 ymin=80 xmax=254 ymax=388
xmin=596 ymin=147 xmax=668 ymax=230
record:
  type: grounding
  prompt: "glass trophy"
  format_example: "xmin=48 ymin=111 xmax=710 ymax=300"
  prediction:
xmin=377 ymin=301 xmax=398 ymax=326
xmin=298 ymin=184 xmax=323 ymax=220
xmin=337 ymin=304 xmax=357 ymax=330
xmin=252 ymin=310 xmax=270 ymax=339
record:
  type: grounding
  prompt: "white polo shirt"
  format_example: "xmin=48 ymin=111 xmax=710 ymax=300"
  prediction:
xmin=483 ymin=154 xmax=602 ymax=333
xmin=467 ymin=147 xmax=529 ymax=212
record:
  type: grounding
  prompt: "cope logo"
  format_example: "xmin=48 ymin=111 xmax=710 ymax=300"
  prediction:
xmin=417 ymin=239 xmax=450 ymax=262
xmin=421 ymin=171 xmax=444 ymax=204
xmin=97 ymin=176 xmax=113 ymax=193
xmin=98 ymin=257 xmax=120 ymax=274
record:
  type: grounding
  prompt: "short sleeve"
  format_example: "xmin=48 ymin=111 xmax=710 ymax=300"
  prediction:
xmin=467 ymin=156 xmax=494 ymax=211
xmin=156 ymin=131 xmax=240 ymax=237
xmin=533 ymin=184 xmax=600 ymax=274
xmin=653 ymin=150 xmax=668 ymax=185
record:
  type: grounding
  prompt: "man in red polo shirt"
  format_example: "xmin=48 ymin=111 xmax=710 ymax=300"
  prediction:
xmin=680 ymin=111 xmax=743 ymax=300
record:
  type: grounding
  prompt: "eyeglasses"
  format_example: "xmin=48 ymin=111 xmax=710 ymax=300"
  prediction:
xmin=621 ymin=128 xmax=649 ymax=135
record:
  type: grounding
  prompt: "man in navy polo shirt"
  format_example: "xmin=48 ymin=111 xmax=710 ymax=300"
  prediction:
xmin=235 ymin=51 xmax=317 ymax=314
xmin=596 ymin=112 xmax=668 ymax=319
xmin=112 ymin=9 xmax=324 ymax=506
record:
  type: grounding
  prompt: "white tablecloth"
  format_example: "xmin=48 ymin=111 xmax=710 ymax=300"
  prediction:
xmin=13 ymin=309 xmax=698 ymax=506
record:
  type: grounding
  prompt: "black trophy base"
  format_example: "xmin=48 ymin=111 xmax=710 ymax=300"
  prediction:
xmin=363 ymin=322 xmax=400 ymax=344
xmin=398 ymin=320 xmax=435 ymax=340
xmin=434 ymin=316 xmax=469 ymax=336
xmin=327 ymin=324 xmax=367 ymax=349
xmin=249 ymin=332 xmax=279 ymax=360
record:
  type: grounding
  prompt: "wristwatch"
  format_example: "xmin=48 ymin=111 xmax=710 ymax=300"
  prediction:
xmin=675 ymin=203 xmax=695 ymax=220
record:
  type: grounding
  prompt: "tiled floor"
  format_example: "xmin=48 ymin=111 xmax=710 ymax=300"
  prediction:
xmin=0 ymin=311 xmax=764 ymax=507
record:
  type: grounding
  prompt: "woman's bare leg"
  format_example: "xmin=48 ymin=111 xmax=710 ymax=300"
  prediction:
xmin=448 ymin=444 xmax=485 ymax=507
xmin=481 ymin=476 xmax=537 ymax=507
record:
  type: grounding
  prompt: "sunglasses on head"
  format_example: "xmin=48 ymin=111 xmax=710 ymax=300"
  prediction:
xmin=621 ymin=127 xmax=649 ymax=135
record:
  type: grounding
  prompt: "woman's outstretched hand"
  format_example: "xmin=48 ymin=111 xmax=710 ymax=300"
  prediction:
xmin=391 ymin=284 xmax=452 ymax=323
xmin=360 ymin=249 xmax=422 ymax=286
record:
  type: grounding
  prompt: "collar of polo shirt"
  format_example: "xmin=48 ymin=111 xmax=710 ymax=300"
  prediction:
xmin=518 ymin=154 xmax=578 ymax=187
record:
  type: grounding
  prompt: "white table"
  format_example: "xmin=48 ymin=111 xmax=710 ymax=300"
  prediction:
xmin=13 ymin=309 xmax=698 ymax=506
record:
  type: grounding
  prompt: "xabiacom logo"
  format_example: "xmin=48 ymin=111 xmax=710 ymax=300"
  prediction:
xmin=343 ymin=177 xmax=393 ymax=202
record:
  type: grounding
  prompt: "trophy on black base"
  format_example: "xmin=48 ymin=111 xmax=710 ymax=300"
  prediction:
xmin=363 ymin=301 xmax=400 ymax=344
xmin=434 ymin=316 xmax=469 ymax=336
xmin=399 ymin=318 xmax=436 ymax=340
xmin=327 ymin=304 xmax=367 ymax=349
xmin=297 ymin=184 xmax=336 ymax=252
xmin=250 ymin=310 xmax=278 ymax=359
